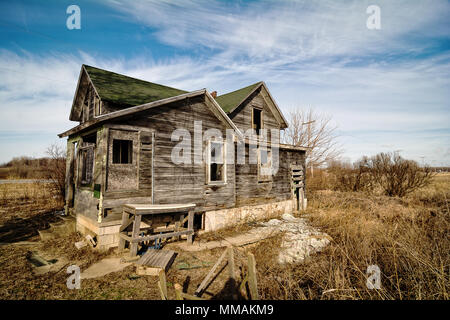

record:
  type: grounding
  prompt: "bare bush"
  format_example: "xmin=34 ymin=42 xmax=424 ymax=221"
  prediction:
xmin=326 ymin=154 xmax=433 ymax=197
xmin=365 ymin=152 xmax=434 ymax=197
xmin=328 ymin=157 xmax=376 ymax=193
xmin=282 ymin=108 xmax=342 ymax=174
xmin=45 ymin=143 xmax=66 ymax=200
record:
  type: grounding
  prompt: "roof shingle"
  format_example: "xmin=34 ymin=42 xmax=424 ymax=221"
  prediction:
xmin=215 ymin=82 xmax=262 ymax=113
xmin=83 ymin=65 xmax=188 ymax=107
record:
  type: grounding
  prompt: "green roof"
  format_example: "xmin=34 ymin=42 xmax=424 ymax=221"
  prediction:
xmin=215 ymin=82 xmax=262 ymax=113
xmin=83 ymin=65 xmax=188 ymax=106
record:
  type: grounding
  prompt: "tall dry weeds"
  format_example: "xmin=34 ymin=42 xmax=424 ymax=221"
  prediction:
xmin=254 ymin=174 xmax=449 ymax=300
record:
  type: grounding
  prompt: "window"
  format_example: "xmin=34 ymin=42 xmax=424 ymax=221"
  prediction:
xmin=207 ymin=141 xmax=226 ymax=184
xmin=252 ymin=108 xmax=263 ymax=135
xmin=113 ymin=139 xmax=132 ymax=164
xmin=79 ymin=133 xmax=96 ymax=186
xmin=258 ymin=147 xmax=272 ymax=182
xmin=80 ymin=147 xmax=94 ymax=185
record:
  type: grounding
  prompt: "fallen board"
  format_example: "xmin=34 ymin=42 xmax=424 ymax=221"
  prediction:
xmin=135 ymin=249 xmax=177 ymax=272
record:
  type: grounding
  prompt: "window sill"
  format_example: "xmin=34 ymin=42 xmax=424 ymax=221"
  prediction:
xmin=206 ymin=181 xmax=227 ymax=186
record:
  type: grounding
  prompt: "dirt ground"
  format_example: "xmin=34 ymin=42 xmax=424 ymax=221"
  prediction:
xmin=0 ymin=181 xmax=264 ymax=299
xmin=0 ymin=228 xmax=261 ymax=300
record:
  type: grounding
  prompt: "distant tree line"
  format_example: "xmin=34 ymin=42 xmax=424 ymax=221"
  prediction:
xmin=0 ymin=144 xmax=66 ymax=200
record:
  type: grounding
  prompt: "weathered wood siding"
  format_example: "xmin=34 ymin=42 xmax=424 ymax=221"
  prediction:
xmin=235 ymin=144 xmax=305 ymax=206
xmin=103 ymin=96 xmax=236 ymax=213
xmin=106 ymin=129 xmax=139 ymax=191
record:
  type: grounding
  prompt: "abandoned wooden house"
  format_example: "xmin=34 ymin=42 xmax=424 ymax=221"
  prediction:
xmin=58 ymin=65 xmax=306 ymax=250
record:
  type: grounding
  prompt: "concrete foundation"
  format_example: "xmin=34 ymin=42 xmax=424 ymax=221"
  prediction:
xmin=204 ymin=199 xmax=296 ymax=232
xmin=76 ymin=214 xmax=121 ymax=251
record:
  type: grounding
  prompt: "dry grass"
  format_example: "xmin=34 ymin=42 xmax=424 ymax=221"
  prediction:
xmin=0 ymin=175 xmax=448 ymax=300
xmin=253 ymin=173 xmax=449 ymax=300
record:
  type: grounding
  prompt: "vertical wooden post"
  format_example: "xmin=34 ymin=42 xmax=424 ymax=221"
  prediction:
xmin=174 ymin=283 xmax=183 ymax=300
xmin=299 ymin=188 xmax=305 ymax=211
xmin=158 ymin=269 xmax=167 ymax=300
xmin=175 ymin=213 xmax=184 ymax=241
xmin=129 ymin=214 xmax=141 ymax=257
xmin=227 ymin=247 xmax=238 ymax=300
xmin=64 ymin=140 xmax=75 ymax=215
xmin=118 ymin=209 xmax=128 ymax=251
xmin=247 ymin=253 xmax=259 ymax=300
xmin=187 ymin=210 xmax=194 ymax=244
xmin=227 ymin=247 xmax=235 ymax=280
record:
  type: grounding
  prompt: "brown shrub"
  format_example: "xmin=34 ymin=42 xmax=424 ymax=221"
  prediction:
xmin=322 ymin=153 xmax=434 ymax=198
xmin=366 ymin=152 xmax=434 ymax=197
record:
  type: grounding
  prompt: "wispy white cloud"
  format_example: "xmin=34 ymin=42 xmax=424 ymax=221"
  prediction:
xmin=107 ymin=0 xmax=450 ymax=60
xmin=0 ymin=0 xmax=449 ymax=165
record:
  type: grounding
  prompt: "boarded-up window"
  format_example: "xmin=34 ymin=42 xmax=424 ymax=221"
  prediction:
xmin=113 ymin=139 xmax=132 ymax=164
xmin=208 ymin=141 xmax=226 ymax=183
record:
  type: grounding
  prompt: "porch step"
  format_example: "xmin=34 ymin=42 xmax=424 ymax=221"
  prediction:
xmin=38 ymin=229 xmax=55 ymax=241
xmin=39 ymin=215 xmax=77 ymax=241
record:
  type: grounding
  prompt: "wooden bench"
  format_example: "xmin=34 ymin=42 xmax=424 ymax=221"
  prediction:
xmin=118 ymin=203 xmax=196 ymax=257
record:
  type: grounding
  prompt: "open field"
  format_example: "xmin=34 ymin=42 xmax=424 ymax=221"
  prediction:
xmin=0 ymin=175 xmax=448 ymax=300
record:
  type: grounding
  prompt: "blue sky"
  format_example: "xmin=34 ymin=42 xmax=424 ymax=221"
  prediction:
xmin=0 ymin=0 xmax=449 ymax=166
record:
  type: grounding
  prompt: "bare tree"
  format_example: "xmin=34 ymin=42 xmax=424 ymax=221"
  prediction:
xmin=282 ymin=108 xmax=342 ymax=174
xmin=45 ymin=143 xmax=66 ymax=200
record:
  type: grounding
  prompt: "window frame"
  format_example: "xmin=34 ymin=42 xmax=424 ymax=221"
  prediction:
xmin=112 ymin=139 xmax=133 ymax=164
xmin=79 ymin=144 xmax=95 ymax=187
xmin=251 ymin=107 xmax=263 ymax=135
xmin=206 ymin=139 xmax=227 ymax=185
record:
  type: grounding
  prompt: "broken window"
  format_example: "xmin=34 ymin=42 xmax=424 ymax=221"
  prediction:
xmin=258 ymin=147 xmax=272 ymax=182
xmin=208 ymin=141 xmax=226 ymax=183
xmin=252 ymin=108 xmax=263 ymax=135
xmin=113 ymin=139 xmax=132 ymax=164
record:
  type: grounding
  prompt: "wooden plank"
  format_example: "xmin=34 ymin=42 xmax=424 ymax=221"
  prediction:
xmin=118 ymin=210 xmax=128 ymax=251
xmin=136 ymin=265 xmax=161 ymax=276
xmin=174 ymin=283 xmax=183 ymax=300
xmin=247 ymin=253 xmax=259 ymax=300
xmin=159 ymin=269 xmax=167 ymax=300
xmin=123 ymin=203 xmax=196 ymax=215
xmin=195 ymin=248 xmax=228 ymax=297
xmin=129 ymin=214 xmax=141 ymax=257
xmin=227 ymin=247 xmax=235 ymax=281
xmin=119 ymin=216 xmax=134 ymax=232
xmin=132 ymin=230 xmax=193 ymax=243
xmin=228 ymin=247 xmax=238 ymax=300
xmin=136 ymin=249 xmax=177 ymax=271
xmin=187 ymin=210 xmax=194 ymax=244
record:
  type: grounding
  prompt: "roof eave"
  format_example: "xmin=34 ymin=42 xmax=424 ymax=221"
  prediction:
xmin=58 ymin=89 xmax=206 ymax=138
xmin=260 ymin=82 xmax=289 ymax=129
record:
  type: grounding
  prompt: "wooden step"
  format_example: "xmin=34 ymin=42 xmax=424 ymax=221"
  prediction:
xmin=136 ymin=249 xmax=177 ymax=272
